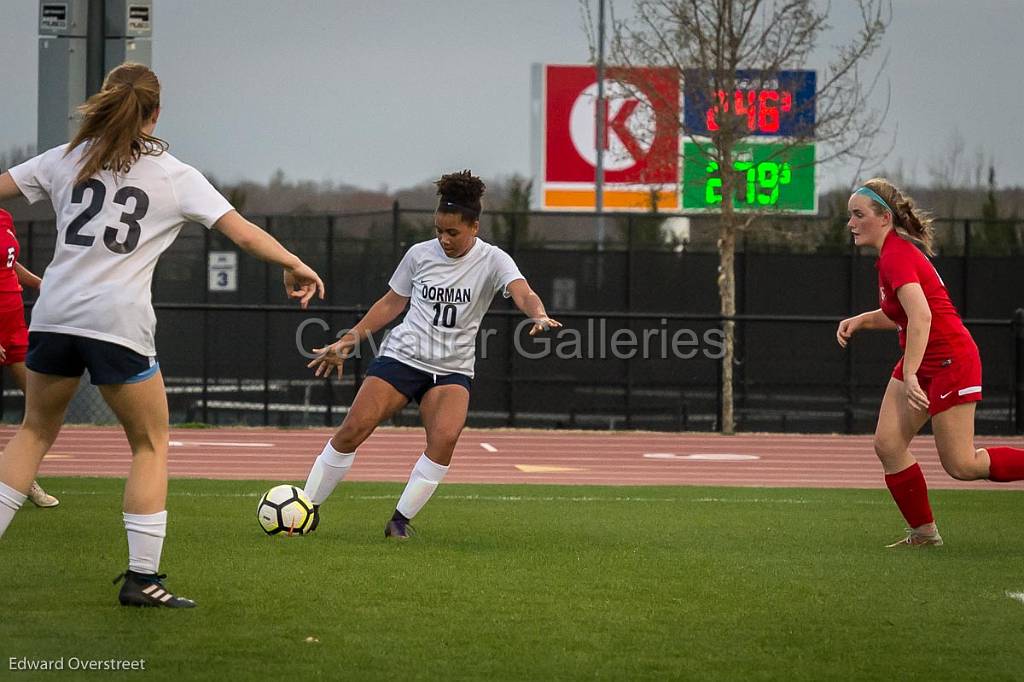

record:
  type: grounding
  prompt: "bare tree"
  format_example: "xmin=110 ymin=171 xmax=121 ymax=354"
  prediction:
xmin=587 ymin=0 xmax=891 ymax=433
xmin=927 ymin=127 xmax=967 ymax=218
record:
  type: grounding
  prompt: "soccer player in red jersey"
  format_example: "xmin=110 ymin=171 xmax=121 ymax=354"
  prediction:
xmin=837 ymin=178 xmax=1024 ymax=547
xmin=0 ymin=209 xmax=59 ymax=508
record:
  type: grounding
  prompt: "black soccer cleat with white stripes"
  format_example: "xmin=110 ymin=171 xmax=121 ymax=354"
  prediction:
xmin=113 ymin=570 xmax=197 ymax=608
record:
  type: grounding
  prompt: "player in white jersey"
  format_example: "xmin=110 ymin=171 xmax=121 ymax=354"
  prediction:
xmin=303 ymin=170 xmax=560 ymax=538
xmin=0 ymin=63 xmax=325 ymax=607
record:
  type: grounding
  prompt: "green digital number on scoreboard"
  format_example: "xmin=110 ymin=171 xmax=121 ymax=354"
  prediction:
xmin=682 ymin=141 xmax=815 ymax=212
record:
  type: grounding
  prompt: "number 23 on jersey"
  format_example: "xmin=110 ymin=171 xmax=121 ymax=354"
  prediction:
xmin=67 ymin=179 xmax=150 ymax=254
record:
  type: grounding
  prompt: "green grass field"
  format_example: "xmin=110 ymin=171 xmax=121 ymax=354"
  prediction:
xmin=2 ymin=477 xmax=1023 ymax=680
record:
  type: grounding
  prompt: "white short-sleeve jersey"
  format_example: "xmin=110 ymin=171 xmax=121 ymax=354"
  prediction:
xmin=378 ymin=238 xmax=524 ymax=377
xmin=9 ymin=144 xmax=233 ymax=356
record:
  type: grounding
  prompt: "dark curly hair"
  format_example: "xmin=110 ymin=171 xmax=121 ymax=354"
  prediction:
xmin=435 ymin=170 xmax=485 ymax=224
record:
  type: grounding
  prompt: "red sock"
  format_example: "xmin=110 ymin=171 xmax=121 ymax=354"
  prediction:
xmin=986 ymin=446 xmax=1024 ymax=482
xmin=884 ymin=463 xmax=934 ymax=528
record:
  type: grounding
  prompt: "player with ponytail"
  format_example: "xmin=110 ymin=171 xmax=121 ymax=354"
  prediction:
xmin=837 ymin=177 xmax=1024 ymax=547
xmin=0 ymin=63 xmax=324 ymax=606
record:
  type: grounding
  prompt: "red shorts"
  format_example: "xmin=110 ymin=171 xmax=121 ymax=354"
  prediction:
xmin=0 ymin=294 xmax=29 ymax=366
xmin=892 ymin=349 xmax=983 ymax=416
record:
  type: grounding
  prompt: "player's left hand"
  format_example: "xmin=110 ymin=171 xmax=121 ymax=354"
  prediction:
xmin=904 ymin=373 xmax=930 ymax=412
xmin=0 ymin=343 xmax=6 ymax=363
xmin=284 ymin=262 xmax=326 ymax=309
xmin=528 ymin=317 xmax=562 ymax=336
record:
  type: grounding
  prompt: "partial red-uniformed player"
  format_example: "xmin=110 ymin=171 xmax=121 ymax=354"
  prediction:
xmin=0 ymin=209 xmax=59 ymax=508
xmin=837 ymin=178 xmax=1024 ymax=547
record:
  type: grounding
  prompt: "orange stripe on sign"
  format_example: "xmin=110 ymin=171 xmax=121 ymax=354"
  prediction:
xmin=544 ymin=189 xmax=679 ymax=210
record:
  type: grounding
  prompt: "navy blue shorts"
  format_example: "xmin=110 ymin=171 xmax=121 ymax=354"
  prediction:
xmin=365 ymin=356 xmax=471 ymax=404
xmin=26 ymin=332 xmax=160 ymax=385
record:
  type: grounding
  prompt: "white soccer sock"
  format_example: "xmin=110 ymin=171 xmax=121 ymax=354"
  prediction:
xmin=123 ymin=510 xmax=167 ymax=575
xmin=303 ymin=441 xmax=356 ymax=505
xmin=0 ymin=481 xmax=27 ymax=538
xmin=395 ymin=453 xmax=449 ymax=520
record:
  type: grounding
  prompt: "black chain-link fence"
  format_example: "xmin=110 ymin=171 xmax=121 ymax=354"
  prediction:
xmin=3 ymin=208 xmax=1022 ymax=433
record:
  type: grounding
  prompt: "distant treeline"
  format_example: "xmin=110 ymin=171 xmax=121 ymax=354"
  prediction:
xmin=3 ymin=143 xmax=1023 ymax=223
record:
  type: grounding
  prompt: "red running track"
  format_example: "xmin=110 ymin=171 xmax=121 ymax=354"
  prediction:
xmin=7 ymin=426 xmax=1024 ymax=491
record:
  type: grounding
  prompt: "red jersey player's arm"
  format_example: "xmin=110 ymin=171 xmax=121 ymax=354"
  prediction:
xmin=14 ymin=263 xmax=41 ymax=290
xmin=836 ymin=308 xmax=897 ymax=348
xmin=0 ymin=172 xmax=22 ymax=202
xmin=895 ymin=283 xmax=932 ymax=377
xmin=854 ymin=309 xmax=899 ymax=331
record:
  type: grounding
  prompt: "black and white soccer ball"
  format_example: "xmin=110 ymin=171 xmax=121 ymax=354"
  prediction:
xmin=256 ymin=485 xmax=314 ymax=536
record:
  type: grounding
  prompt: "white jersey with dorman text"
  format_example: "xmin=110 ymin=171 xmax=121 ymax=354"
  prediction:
xmin=379 ymin=238 xmax=524 ymax=377
xmin=9 ymin=144 xmax=233 ymax=356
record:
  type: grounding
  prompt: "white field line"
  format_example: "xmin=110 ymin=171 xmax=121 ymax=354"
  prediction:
xmin=480 ymin=443 xmax=498 ymax=453
xmin=169 ymin=441 xmax=275 ymax=448
xmin=49 ymin=489 xmax=881 ymax=505
xmin=1007 ymin=591 xmax=1024 ymax=605
xmin=644 ymin=453 xmax=761 ymax=461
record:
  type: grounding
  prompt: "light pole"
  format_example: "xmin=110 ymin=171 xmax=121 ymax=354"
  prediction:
xmin=594 ymin=0 xmax=606 ymax=250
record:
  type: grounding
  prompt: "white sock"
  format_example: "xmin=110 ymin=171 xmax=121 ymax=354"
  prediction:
xmin=395 ymin=453 xmax=449 ymax=520
xmin=0 ymin=481 xmax=27 ymax=538
xmin=123 ymin=510 xmax=167 ymax=575
xmin=303 ymin=441 xmax=356 ymax=505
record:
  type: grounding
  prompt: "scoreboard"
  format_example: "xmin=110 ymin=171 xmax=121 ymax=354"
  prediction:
xmin=682 ymin=69 xmax=816 ymax=214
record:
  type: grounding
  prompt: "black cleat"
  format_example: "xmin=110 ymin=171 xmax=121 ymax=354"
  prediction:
xmin=308 ymin=504 xmax=320 ymax=533
xmin=384 ymin=510 xmax=414 ymax=539
xmin=113 ymin=570 xmax=197 ymax=608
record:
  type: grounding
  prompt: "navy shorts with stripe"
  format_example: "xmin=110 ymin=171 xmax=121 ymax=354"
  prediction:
xmin=26 ymin=331 xmax=160 ymax=385
xmin=365 ymin=356 xmax=471 ymax=404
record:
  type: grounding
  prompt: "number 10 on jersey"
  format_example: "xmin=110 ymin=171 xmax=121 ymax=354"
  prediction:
xmin=432 ymin=303 xmax=457 ymax=328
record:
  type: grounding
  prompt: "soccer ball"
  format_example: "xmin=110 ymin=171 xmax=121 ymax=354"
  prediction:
xmin=257 ymin=485 xmax=314 ymax=536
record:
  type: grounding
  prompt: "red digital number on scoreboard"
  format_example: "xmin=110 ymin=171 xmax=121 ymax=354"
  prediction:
xmin=684 ymin=70 xmax=815 ymax=137
xmin=704 ymin=89 xmax=794 ymax=134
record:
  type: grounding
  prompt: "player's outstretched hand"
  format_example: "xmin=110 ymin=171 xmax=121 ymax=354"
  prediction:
xmin=284 ymin=262 xmax=325 ymax=309
xmin=308 ymin=333 xmax=358 ymax=380
xmin=836 ymin=316 xmax=859 ymax=348
xmin=0 ymin=343 xmax=6 ymax=363
xmin=529 ymin=317 xmax=563 ymax=336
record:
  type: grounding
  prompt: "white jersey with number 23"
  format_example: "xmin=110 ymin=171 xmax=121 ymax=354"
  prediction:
xmin=9 ymin=143 xmax=233 ymax=357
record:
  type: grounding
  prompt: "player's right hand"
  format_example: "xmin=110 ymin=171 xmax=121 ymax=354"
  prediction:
xmin=307 ymin=332 xmax=358 ymax=380
xmin=836 ymin=316 xmax=859 ymax=348
xmin=904 ymin=373 xmax=930 ymax=412
xmin=284 ymin=262 xmax=325 ymax=309
xmin=0 ymin=343 xmax=6 ymax=363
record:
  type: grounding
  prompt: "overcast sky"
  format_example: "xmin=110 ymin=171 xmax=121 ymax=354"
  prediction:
xmin=2 ymin=1 xmax=1023 ymax=192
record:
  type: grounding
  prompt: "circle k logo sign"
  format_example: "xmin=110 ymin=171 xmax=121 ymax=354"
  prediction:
xmin=569 ymin=79 xmax=656 ymax=171
xmin=544 ymin=65 xmax=679 ymax=185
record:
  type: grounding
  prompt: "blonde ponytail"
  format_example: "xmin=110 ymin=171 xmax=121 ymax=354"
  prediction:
xmin=67 ymin=63 xmax=168 ymax=185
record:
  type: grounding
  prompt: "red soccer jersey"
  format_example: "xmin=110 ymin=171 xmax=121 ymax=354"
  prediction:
xmin=0 ymin=210 xmax=23 ymax=295
xmin=876 ymin=229 xmax=973 ymax=367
